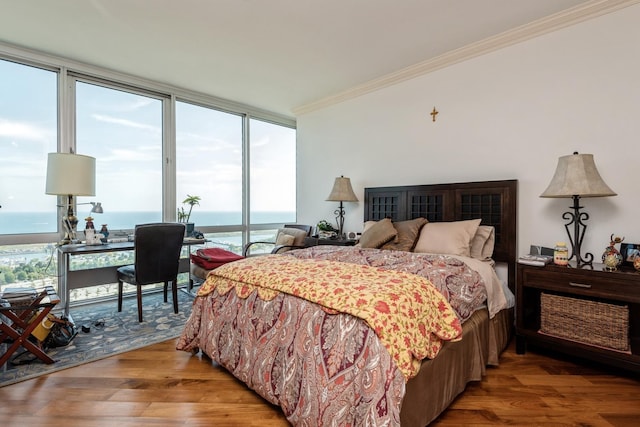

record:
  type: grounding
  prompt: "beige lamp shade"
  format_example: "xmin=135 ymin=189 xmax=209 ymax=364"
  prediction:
xmin=326 ymin=176 xmax=358 ymax=202
xmin=540 ymin=152 xmax=616 ymax=198
xmin=45 ymin=153 xmax=96 ymax=196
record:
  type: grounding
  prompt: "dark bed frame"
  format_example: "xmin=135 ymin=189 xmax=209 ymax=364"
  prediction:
xmin=364 ymin=179 xmax=518 ymax=289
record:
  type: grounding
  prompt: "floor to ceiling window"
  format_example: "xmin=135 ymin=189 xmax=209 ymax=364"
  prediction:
xmin=0 ymin=59 xmax=58 ymax=236
xmin=0 ymin=49 xmax=296 ymax=303
xmin=249 ymin=118 xmax=296 ymax=225
xmin=175 ymin=100 xmax=243 ymax=226
xmin=0 ymin=59 xmax=59 ymax=290
xmin=75 ymin=80 xmax=164 ymax=231
xmin=247 ymin=118 xmax=297 ymax=252
xmin=175 ymin=100 xmax=245 ymax=251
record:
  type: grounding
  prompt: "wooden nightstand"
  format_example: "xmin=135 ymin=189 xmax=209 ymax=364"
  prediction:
xmin=516 ymin=262 xmax=640 ymax=372
xmin=304 ymin=237 xmax=357 ymax=247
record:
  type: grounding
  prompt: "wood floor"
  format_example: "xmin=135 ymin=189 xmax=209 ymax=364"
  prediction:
xmin=1 ymin=339 xmax=639 ymax=426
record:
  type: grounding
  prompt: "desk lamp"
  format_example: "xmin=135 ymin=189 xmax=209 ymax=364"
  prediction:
xmin=540 ymin=152 xmax=616 ymax=267
xmin=326 ymin=175 xmax=358 ymax=239
xmin=45 ymin=153 xmax=96 ymax=245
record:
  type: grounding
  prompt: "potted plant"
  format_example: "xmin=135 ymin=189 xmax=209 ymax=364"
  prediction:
xmin=316 ymin=219 xmax=338 ymax=239
xmin=178 ymin=194 xmax=201 ymax=236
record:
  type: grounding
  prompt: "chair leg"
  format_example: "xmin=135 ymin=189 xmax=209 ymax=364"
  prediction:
xmin=136 ymin=285 xmax=143 ymax=323
xmin=172 ymin=278 xmax=179 ymax=314
xmin=117 ymin=280 xmax=123 ymax=312
xmin=163 ymin=281 xmax=168 ymax=303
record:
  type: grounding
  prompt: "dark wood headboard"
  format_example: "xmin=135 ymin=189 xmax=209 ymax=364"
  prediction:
xmin=364 ymin=179 xmax=518 ymax=288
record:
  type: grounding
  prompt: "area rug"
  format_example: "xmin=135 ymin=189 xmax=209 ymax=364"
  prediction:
xmin=0 ymin=290 xmax=194 ymax=387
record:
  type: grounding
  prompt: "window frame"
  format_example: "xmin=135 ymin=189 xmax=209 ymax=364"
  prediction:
xmin=0 ymin=44 xmax=296 ymax=248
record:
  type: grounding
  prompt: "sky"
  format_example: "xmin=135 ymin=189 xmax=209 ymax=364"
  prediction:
xmin=0 ymin=58 xmax=296 ymax=223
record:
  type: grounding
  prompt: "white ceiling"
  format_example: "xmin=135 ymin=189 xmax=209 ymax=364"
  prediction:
xmin=0 ymin=0 xmax=610 ymax=117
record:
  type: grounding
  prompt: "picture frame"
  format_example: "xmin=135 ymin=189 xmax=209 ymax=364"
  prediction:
xmin=620 ymin=243 xmax=640 ymax=268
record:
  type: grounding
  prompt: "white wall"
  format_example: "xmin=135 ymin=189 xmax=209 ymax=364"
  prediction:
xmin=296 ymin=4 xmax=640 ymax=260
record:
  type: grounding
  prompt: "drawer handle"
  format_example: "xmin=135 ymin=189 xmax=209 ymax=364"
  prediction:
xmin=569 ymin=282 xmax=592 ymax=289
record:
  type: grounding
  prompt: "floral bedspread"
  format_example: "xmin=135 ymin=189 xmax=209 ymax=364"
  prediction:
xmin=176 ymin=247 xmax=488 ymax=426
xmin=195 ymin=255 xmax=462 ymax=379
xmin=286 ymin=246 xmax=488 ymax=321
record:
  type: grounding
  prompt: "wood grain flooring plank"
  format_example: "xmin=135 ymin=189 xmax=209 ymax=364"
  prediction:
xmin=2 ymin=339 xmax=640 ymax=426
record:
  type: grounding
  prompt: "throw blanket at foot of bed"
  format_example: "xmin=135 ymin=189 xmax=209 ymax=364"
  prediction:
xmin=177 ymin=255 xmax=462 ymax=426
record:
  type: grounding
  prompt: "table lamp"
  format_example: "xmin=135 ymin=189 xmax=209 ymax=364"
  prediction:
xmin=540 ymin=152 xmax=616 ymax=267
xmin=45 ymin=153 xmax=96 ymax=245
xmin=326 ymin=175 xmax=358 ymax=239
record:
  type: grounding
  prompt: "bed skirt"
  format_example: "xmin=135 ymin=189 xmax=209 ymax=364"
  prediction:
xmin=400 ymin=307 xmax=513 ymax=426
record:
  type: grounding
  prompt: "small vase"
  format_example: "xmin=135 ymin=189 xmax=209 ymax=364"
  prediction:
xmin=602 ymin=245 xmax=622 ymax=271
xmin=602 ymin=234 xmax=625 ymax=271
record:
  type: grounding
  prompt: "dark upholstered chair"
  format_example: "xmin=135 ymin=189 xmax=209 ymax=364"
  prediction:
xmin=243 ymin=224 xmax=312 ymax=257
xmin=117 ymin=222 xmax=185 ymax=322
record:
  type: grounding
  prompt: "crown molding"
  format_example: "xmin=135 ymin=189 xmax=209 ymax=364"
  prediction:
xmin=293 ymin=0 xmax=640 ymax=116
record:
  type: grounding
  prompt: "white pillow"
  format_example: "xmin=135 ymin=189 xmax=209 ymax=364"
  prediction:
xmin=413 ymin=219 xmax=482 ymax=257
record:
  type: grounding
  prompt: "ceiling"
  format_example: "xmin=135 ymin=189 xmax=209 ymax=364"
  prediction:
xmin=0 ymin=0 xmax=608 ymax=117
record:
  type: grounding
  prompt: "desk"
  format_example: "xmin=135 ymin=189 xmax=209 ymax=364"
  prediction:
xmin=56 ymin=238 xmax=205 ymax=315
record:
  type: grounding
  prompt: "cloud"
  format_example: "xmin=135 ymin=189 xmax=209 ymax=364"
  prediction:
xmin=101 ymin=147 xmax=160 ymax=162
xmin=118 ymin=98 xmax=155 ymax=112
xmin=0 ymin=119 xmax=52 ymax=142
xmin=91 ymin=114 xmax=160 ymax=133
xmin=251 ymin=135 xmax=270 ymax=147
xmin=176 ymin=131 xmax=237 ymax=149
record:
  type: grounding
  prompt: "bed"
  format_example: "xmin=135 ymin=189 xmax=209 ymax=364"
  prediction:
xmin=177 ymin=179 xmax=517 ymax=426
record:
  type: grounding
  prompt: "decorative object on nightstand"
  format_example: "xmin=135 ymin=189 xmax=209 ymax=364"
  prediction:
xmin=602 ymin=234 xmax=624 ymax=271
xmin=316 ymin=219 xmax=338 ymax=239
xmin=620 ymin=242 xmax=640 ymax=270
xmin=346 ymin=231 xmax=359 ymax=240
xmin=326 ymin=175 xmax=358 ymax=239
xmin=553 ymin=241 xmax=569 ymax=266
xmin=518 ymin=253 xmax=553 ymax=267
xmin=45 ymin=152 xmax=97 ymax=245
xmin=540 ymin=152 xmax=617 ymax=267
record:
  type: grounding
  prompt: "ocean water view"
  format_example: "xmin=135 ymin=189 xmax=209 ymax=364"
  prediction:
xmin=0 ymin=211 xmax=296 ymax=235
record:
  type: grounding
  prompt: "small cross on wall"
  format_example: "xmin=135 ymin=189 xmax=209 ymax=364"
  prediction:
xmin=430 ymin=107 xmax=439 ymax=122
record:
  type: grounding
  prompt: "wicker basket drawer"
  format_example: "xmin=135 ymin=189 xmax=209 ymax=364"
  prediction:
xmin=540 ymin=293 xmax=630 ymax=352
